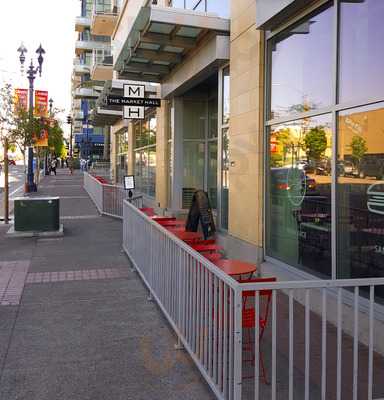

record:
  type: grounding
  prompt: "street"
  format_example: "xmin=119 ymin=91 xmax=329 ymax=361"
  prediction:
xmin=0 ymin=164 xmax=26 ymax=218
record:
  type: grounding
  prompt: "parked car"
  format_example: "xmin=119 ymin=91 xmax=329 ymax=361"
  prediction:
xmin=358 ymin=155 xmax=384 ymax=180
xmin=271 ymin=167 xmax=318 ymax=197
xmin=338 ymin=160 xmax=357 ymax=177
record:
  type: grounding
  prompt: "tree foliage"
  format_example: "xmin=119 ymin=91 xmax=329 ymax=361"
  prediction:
xmin=349 ymin=135 xmax=367 ymax=166
xmin=0 ymin=83 xmax=15 ymax=144
xmin=303 ymin=126 xmax=328 ymax=161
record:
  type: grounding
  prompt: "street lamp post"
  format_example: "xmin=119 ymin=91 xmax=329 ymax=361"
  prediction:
xmin=17 ymin=43 xmax=46 ymax=192
xmin=45 ymin=98 xmax=53 ymax=175
xmin=66 ymin=115 xmax=73 ymax=158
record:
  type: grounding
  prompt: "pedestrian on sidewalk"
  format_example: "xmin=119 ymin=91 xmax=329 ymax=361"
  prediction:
xmin=68 ymin=157 xmax=74 ymax=175
xmin=50 ymin=158 xmax=57 ymax=175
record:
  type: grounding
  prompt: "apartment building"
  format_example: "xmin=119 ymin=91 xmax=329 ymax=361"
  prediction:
xmin=89 ymin=0 xmax=384 ymax=298
xmin=71 ymin=0 xmax=123 ymax=160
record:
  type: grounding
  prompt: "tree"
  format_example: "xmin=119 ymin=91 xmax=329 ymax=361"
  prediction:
xmin=349 ymin=135 xmax=367 ymax=167
xmin=0 ymin=83 xmax=16 ymax=223
xmin=47 ymin=119 xmax=66 ymax=157
xmin=12 ymin=108 xmax=37 ymax=169
xmin=303 ymin=126 xmax=328 ymax=161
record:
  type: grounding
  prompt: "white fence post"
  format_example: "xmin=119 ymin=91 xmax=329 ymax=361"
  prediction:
xmin=233 ymin=288 xmax=242 ymax=400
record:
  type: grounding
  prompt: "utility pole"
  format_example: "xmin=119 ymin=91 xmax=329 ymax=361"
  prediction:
xmin=3 ymin=137 xmax=9 ymax=224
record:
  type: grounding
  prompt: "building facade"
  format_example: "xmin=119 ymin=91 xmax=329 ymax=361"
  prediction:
xmin=88 ymin=0 xmax=384 ymax=296
xmin=71 ymin=0 xmax=123 ymax=161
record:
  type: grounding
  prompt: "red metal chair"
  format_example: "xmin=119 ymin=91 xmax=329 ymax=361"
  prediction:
xmin=239 ymin=277 xmax=277 ymax=384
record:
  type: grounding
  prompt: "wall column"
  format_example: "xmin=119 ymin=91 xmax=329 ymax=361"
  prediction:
xmin=155 ymin=100 xmax=170 ymax=209
xmin=228 ymin=0 xmax=265 ymax=249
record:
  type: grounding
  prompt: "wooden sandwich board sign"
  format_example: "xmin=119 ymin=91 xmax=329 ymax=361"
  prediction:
xmin=106 ymin=84 xmax=161 ymax=120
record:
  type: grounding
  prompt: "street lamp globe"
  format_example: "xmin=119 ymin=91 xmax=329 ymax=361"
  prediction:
xmin=36 ymin=44 xmax=45 ymax=76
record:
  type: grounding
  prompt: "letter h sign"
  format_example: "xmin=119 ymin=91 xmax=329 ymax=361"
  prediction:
xmin=123 ymin=84 xmax=145 ymax=120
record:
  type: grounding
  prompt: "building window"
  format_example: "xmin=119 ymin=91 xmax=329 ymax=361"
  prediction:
xmin=269 ymin=3 xmax=333 ymax=120
xmin=134 ymin=111 xmax=157 ymax=197
xmin=266 ymin=0 xmax=384 ymax=284
xmin=267 ymin=114 xmax=333 ymax=277
xmin=182 ymin=89 xmax=218 ymax=209
xmin=219 ymin=66 xmax=230 ymax=230
xmin=339 ymin=0 xmax=384 ymax=104
xmin=116 ymin=129 xmax=129 ymax=184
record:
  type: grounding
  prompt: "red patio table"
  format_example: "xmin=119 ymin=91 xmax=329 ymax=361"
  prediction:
xmin=214 ymin=259 xmax=257 ymax=277
xmin=191 ymin=243 xmax=223 ymax=253
xmin=157 ymin=219 xmax=185 ymax=227
xmin=173 ymin=231 xmax=202 ymax=243
xmin=151 ymin=216 xmax=176 ymax=222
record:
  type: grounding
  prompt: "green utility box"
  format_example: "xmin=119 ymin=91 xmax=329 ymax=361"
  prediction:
xmin=14 ymin=197 xmax=60 ymax=232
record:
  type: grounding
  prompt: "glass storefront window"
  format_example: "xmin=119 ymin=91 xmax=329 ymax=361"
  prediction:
xmin=134 ymin=111 xmax=157 ymax=197
xmin=208 ymin=142 xmax=218 ymax=208
xmin=222 ymin=67 xmax=230 ymax=125
xmin=339 ymin=0 xmax=384 ymax=104
xmin=269 ymin=3 xmax=333 ymax=119
xmin=183 ymin=100 xmax=206 ymax=139
xmin=208 ymin=96 xmax=218 ymax=139
xmin=337 ymin=103 xmax=384 ymax=280
xmin=266 ymin=114 xmax=333 ymax=277
xmin=219 ymin=66 xmax=230 ymax=230
xmin=183 ymin=141 xmax=205 ymax=208
xmin=221 ymin=127 xmax=229 ymax=230
xmin=266 ymin=0 xmax=384 ymax=286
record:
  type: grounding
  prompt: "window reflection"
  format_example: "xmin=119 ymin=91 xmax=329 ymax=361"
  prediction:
xmin=337 ymin=103 xmax=384 ymax=281
xmin=269 ymin=4 xmax=333 ymax=119
xmin=267 ymin=114 xmax=333 ymax=277
xmin=133 ymin=111 xmax=157 ymax=197
xmin=339 ymin=0 xmax=384 ymax=104
xmin=221 ymin=128 xmax=229 ymax=229
xmin=222 ymin=66 xmax=230 ymax=125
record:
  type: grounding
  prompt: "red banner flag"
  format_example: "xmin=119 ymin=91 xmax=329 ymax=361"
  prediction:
xmin=34 ymin=90 xmax=48 ymax=117
xmin=14 ymin=88 xmax=28 ymax=111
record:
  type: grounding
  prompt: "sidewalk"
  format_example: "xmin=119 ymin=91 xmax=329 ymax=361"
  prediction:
xmin=0 ymin=169 xmax=214 ymax=400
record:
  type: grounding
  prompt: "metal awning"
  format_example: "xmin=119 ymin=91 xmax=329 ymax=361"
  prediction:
xmin=114 ymin=6 xmax=230 ymax=83
xmin=91 ymin=79 xmax=159 ymax=126
xmin=91 ymin=107 xmax=123 ymax=126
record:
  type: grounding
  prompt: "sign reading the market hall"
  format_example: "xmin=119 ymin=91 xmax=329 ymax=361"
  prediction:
xmin=106 ymin=84 xmax=161 ymax=120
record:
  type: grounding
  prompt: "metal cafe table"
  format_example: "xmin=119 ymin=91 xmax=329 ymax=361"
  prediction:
xmin=213 ymin=259 xmax=257 ymax=278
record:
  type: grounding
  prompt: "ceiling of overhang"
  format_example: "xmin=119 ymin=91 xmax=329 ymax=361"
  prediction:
xmin=115 ymin=6 xmax=230 ymax=83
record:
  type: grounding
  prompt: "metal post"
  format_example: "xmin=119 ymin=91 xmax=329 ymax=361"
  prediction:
xmin=27 ymin=66 xmax=36 ymax=192
xmin=3 ymin=137 xmax=9 ymax=224
xmin=70 ymin=120 xmax=73 ymax=157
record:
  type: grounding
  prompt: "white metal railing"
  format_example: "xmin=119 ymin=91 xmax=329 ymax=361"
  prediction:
xmin=122 ymin=198 xmax=384 ymax=400
xmin=84 ymin=172 xmax=104 ymax=213
xmin=83 ymin=172 xmax=143 ymax=218
xmin=123 ymin=199 xmax=240 ymax=399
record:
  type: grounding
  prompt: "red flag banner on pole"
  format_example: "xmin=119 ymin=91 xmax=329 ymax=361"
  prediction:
xmin=14 ymin=89 xmax=28 ymax=111
xmin=34 ymin=90 xmax=48 ymax=117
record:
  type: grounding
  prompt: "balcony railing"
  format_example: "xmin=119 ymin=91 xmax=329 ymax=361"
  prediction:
xmin=168 ymin=0 xmax=230 ymax=18
xmin=92 ymin=49 xmax=113 ymax=66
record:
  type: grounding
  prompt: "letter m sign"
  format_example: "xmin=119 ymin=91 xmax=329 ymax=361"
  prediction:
xmin=124 ymin=84 xmax=145 ymax=99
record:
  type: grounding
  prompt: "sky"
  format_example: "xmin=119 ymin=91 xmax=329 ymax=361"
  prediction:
xmin=0 ymin=0 xmax=79 ymax=138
